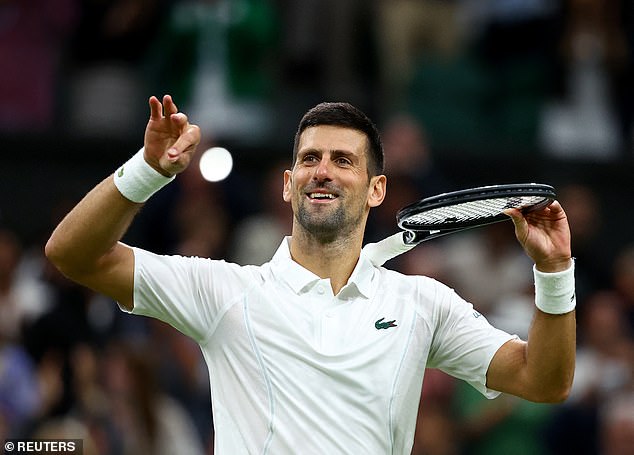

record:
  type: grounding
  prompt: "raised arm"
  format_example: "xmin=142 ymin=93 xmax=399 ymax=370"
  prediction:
xmin=485 ymin=201 xmax=576 ymax=402
xmin=45 ymin=95 xmax=201 ymax=310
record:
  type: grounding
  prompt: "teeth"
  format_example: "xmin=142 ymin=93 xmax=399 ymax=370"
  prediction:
xmin=309 ymin=193 xmax=335 ymax=199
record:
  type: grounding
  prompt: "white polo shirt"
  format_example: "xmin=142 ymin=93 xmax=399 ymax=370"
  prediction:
xmin=126 ymin=238 xmax=515 ymax=454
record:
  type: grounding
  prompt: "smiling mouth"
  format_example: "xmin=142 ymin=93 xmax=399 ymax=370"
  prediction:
xmin=307 ymin=192 xmax=337 ymax=200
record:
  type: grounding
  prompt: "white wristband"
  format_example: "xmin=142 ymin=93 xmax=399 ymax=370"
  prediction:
xmin=533 ymin=260 xmax=576 ymax=314
xmin=113 ymin=148 xmax=175 ymax=203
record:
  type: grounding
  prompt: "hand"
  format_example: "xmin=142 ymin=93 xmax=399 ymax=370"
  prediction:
xmin=143 ymin=95 xmax=201 ymax=176
xmin=505 ymin=201 xmax=572 ymax=272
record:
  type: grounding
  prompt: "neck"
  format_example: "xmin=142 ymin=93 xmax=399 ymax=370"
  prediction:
xmin=289 ymin=226 xmax=364 ymax=295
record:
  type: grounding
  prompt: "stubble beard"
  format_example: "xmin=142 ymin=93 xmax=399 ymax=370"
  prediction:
xmin=295 ymin=198 xmax=362 ymax=244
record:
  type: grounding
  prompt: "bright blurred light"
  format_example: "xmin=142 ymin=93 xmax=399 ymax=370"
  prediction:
xmin=199 ymin=147 xmax=233 ymax=182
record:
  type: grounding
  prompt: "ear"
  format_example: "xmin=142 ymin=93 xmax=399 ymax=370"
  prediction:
xmin=283 ymin=169 xmax=293 ymax=202
xmin=368 ymin=174 xmax=387 ymax=208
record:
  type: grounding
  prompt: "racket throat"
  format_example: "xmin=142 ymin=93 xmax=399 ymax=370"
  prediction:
xmin=403 ymin=230 xmax=435 ymax=244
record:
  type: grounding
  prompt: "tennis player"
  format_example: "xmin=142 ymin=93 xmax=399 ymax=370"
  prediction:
xmin=46 ymin=95 xmax=576 ymax=454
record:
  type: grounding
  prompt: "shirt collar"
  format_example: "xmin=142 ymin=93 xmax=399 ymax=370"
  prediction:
xmin=270 ymin=237 xmax=376 ymax=299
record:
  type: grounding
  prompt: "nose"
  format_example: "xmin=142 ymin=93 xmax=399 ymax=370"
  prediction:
xmin=313 ymin=157 xmax=333 ymax=182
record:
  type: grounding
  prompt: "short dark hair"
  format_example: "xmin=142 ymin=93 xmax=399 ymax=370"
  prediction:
xmin=292 ymin=102 xmax=384 ymax=176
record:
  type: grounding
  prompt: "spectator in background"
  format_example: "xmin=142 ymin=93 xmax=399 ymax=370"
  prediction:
xmin=380 ymin=114 xmax=451 ymax=197
xmin=573 ymin=291 xmax=633 ymax=403
xmin=0 ymin=228 xmax=51 ymax=438
xmin=102 ymin=340 xmax=207 ymax=455
xmin=0 ymin=341 xmax=41 ymax=439
xmin=599 ymin=390 xmax=634 ymax=455
xmin=0 ymin=0 xmax=77 ymax=132
xmin=0 ymin=229 xmax=51 ymax=343
xmin=366 ymin=114 xmax=451 ymax=257
xmin=546 ymin=289 xmax=634 ymax=455
xmin=441 ymin=222 xmax=534 ymax=318
xmin=146 ymin=319 xmax=214 ymax=451
xmin=229 ymin=161 xmax=292 ymax=265
xmin=30 ymin=415 xmax=99 ymax=455
xmin=66 ymin=343 xmax=117 ymax=453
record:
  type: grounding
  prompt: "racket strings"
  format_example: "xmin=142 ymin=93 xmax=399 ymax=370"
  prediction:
xmin=404 ymin=195 xmax=548 ymax=226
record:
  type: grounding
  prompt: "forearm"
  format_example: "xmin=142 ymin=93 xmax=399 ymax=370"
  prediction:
xmin=526 ymin=259 xmax=577 ymax=400
xmin=487 ymin=311 xmax=576 ymax=403
xmin=523 ymin=308 xmax=576 ymax=402
xmin=45 ymin=175 xmax=141 ymax=277
xmin=487 ymin=262 xmax=577 ymax=402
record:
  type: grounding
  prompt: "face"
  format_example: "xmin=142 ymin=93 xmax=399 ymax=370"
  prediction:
xmin=283 ymin=125 xmax=386 ymax=242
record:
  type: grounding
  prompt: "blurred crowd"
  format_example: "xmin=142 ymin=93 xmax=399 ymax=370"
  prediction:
xmin=1 ymin=0 xmax=634 ymax=454
xmin=2 ymin=0 xmax=634 ymax=155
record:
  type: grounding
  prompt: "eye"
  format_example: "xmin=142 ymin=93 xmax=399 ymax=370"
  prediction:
xmin=301 ymin=154 xmax=318 ymax=164
xmin=335 ymin=157 xmax=352 ymax=166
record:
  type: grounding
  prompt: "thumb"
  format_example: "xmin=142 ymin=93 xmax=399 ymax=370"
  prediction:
xmin=165 ymin=124 xmax=201 ymax=163
xmin=504 ymin=208 xmax=528 ymax=243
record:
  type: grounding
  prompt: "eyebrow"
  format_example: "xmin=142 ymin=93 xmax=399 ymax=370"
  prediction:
xmin=298 ymin=148 xmax=360 ymax=160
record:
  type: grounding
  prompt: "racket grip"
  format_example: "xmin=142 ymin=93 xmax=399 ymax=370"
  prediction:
xmin=362 ymin=232 xmax=417 ymax=267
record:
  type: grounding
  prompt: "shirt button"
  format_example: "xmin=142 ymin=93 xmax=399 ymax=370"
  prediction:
xmin=325 ymin=312 xmax=334 ymax=318
xmin=317 ymin=286 xmax=325 ymax=295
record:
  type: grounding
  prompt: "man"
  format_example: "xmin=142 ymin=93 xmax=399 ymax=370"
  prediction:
xmin=46 ymin=95 xmax=576 ymax=454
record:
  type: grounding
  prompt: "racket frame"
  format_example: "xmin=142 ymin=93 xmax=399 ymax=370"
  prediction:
xmin=396 ymin=183 xmax=556 ymax=245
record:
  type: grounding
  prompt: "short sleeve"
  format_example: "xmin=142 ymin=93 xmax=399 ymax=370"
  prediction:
xmin=124 ymin=247 xmax=258 ymax=343
xmin=426 ymin=283 xmax=517 ymax=398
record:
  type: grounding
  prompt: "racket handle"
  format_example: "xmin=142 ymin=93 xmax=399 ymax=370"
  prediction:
xmin=362 ymin=232 xmax=418 ymax=266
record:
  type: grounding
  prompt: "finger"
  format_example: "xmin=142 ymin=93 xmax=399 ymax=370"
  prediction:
xmin=547 ymin=200 xmax=565 ymax=216
xmin=169 ymin=112 xmax=189 ymax=128
xmin=504 ymin=208 xmax=529 ymax=241
xmin=167 ymin=124 xmax=201 ymax=160
xmin=163 ymin=94 xmax=178 ymax=117
xmin=149 ymin=96 xmax=163 ymax=120
xmin=503 ymin=207 xmax=523 ymax=222
xmin=166 ymin=114 xmax=192 ymax=160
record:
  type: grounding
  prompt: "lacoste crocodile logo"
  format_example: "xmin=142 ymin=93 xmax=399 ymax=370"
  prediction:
xmin=375 ymin=317 xmax=397 ymax=330
xmin=118 ymin=166 xmax=124 ymax=177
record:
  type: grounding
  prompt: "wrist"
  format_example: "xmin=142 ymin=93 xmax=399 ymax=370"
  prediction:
xmin=113 ymin=148 xmax=175 ymax=203
xmin=535 ymin=257 xmax=573 ymax=273
xmin=533 ymin=259 xmax=576 ymax=315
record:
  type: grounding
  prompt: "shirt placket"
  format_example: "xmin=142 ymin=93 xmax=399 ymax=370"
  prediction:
xmin=308 ymin=280 xmax=336 ymax=352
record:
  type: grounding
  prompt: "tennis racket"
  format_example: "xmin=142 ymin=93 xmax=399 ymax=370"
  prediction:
xmin=362 ymin=183 xmax=556 ymax=266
